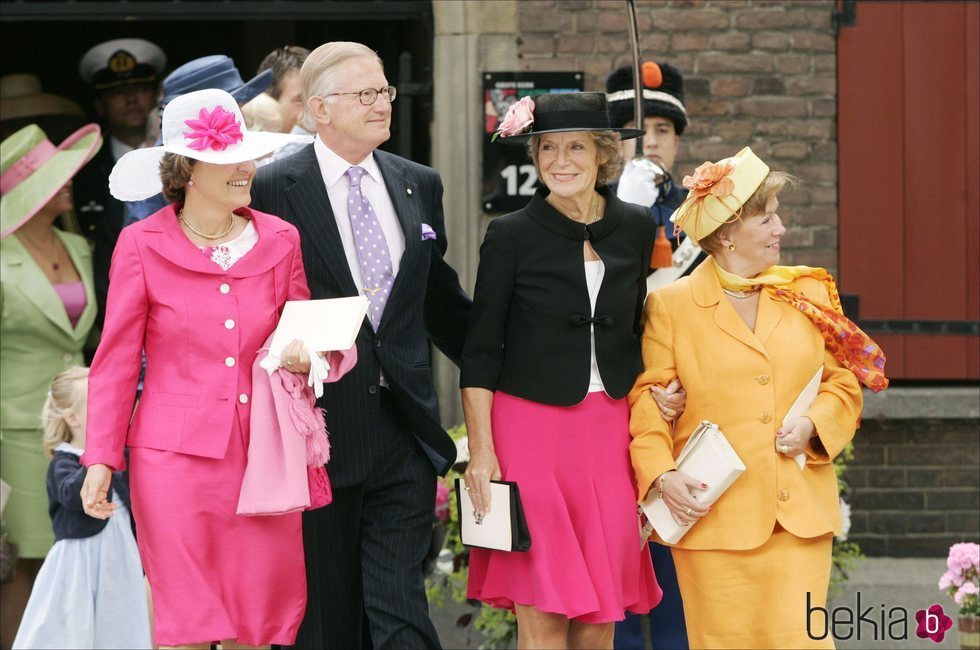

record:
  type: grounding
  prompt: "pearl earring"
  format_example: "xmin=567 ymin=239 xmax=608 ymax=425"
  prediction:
xmin=187 ymin=179 xmax=194 ymax=186
xmin=728 ymin=243 xmax=736 ymax=252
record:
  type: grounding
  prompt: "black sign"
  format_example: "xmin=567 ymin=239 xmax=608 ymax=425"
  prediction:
xmin=482 ymin=72 xmax=584 ymax=213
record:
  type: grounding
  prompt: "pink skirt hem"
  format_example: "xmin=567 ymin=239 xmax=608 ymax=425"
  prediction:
xmin=467 ymin=391 xmax=661 ymax=623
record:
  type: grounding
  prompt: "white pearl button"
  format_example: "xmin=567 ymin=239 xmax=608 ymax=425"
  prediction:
xmin=225 ymin=357 xmax=235 ymax=367
xmin=219 ymin=283 xmax=230 ymax=294
xmin=239 ymin=394 xmax=249 ymax=404
xmin=225 ymin=319 xmax=235 ymax=329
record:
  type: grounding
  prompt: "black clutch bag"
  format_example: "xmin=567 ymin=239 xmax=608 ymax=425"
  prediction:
xmin=455 ymin=478 xmax=531 ymax=552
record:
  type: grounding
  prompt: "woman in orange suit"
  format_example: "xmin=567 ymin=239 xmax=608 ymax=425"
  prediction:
xmin=629 ymin=147 xmax=888 ymax=649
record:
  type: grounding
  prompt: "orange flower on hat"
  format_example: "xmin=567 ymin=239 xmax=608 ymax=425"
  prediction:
xmin=682 ymin=159 xmax=736 ymax=198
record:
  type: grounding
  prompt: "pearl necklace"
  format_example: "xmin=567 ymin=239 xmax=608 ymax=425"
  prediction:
xmin=179 ymin=209 xmax=235 ymax=241
xmin=723 ymin=287 xmax=761 ymax=299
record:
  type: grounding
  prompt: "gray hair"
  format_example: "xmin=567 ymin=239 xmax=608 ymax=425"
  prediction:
xmin=300 ymin=42 xmax=383 ymax=131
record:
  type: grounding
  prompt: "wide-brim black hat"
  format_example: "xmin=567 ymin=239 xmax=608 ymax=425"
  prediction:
xmin=605 ymin=62 xmax=688 ymax=135
xmin=496 ymin=92 xmax=644 ymax=145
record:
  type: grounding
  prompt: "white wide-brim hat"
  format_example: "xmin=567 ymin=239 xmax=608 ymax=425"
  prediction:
xmin=109 ymin=88 xmax=312 ymax=201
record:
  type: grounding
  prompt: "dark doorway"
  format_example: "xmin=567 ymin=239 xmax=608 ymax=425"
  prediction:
xmin=0 ymin=1 xmax=434 ymax=163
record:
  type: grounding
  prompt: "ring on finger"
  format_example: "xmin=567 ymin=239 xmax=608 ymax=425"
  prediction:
xmin=664 ymin=408 xmax=676 ymax=417
xmin=685 ymin=506 xmax=693 ymax=516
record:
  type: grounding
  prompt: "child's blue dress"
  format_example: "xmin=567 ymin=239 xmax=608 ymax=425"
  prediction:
xmin=13 ymin=443 xmax=150 ymax=649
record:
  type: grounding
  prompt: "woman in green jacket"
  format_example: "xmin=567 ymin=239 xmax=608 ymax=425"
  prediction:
xmin=0 ymin=123 xmax=101 ymax=648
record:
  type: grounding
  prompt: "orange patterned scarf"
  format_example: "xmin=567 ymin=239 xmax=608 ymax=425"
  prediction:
xmin=712 ymin=257 xmax=889 ymax=393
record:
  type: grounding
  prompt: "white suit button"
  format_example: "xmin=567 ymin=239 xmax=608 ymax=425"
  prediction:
xmin=225 ymin=319 xmax=235 ymax=329
xmin=225 ymin=357 xmax=235 ymax=367
xmin=219 ymin=283 xmax=230 ymax=294
xmin=239 ymin=394 xmax=249 ymax=404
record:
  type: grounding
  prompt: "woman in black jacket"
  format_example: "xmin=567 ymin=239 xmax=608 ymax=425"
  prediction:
xmin=461 ymin=92 xmax=676 ymax=649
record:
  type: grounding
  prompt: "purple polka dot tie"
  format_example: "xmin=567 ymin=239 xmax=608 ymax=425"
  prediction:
xmin=346 ymin=166 xmax=394 ymax=330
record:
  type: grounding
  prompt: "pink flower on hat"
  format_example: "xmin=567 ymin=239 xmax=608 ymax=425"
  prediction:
xmin=493 ymin=96 xmax=535 ymax=141
xmin=183 ymin=105 xmax=243 ymax=152
xmin=682 ymin=159 xmax=736 ymax=198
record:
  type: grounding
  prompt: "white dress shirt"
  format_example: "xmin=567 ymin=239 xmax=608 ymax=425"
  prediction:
xmin=313 ymin=137 xmax=406 ymax=295
xmin=110 ymin=137 xmax=134 ymax=162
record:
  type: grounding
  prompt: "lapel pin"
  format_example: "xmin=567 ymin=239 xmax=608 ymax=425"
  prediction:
xmin=406 ymin=188 xmax=413 ymax=195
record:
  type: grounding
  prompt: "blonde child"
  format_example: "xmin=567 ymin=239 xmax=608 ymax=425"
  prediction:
xmin=13 ymin=367 xmax=150 ymax=649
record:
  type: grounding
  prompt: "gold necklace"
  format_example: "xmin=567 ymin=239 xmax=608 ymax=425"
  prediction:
xmin=723 ymin=287 xmax=761 ymax=299
xmin=587 ymin=193 xmax=602 ymax=224
xmin=179 ymin=209 xmax=235 ymax=241
xmin=19 ymin=231 xmax=62 ymax=271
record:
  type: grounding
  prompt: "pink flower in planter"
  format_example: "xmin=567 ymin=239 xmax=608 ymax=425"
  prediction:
xmin=434 ymin=480 xmax=450 ymax=522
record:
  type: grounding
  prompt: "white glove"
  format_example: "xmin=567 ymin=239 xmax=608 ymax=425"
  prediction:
xmin=259 ymin=346 xmax=331 ymax=398
xmin=617 ymin=159 xmax=661 ymax=207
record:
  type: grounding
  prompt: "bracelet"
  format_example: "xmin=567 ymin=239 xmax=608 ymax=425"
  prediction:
xmin=657 ymin=471 xmax=672 ymax=499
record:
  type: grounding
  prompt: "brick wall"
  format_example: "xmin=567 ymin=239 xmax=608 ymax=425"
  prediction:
xmin=846 ymin=419 xmax=980 ymax=557
xmin=515 ymin=0 xmax=840 ymax=271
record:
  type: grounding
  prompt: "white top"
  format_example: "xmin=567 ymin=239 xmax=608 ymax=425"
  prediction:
xmin=313 ymin=138 xmax=406 ymax=293
xmin=199 ymin=220 xmax=258 ymax=271
xmin=585 ymin=259 xmax=606 ymax=393
xmin=53 ymin=441 xmax=84 ymax=457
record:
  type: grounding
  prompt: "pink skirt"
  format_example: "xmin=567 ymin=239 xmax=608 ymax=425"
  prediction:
xmin=467 ymin=391 xmax=661 ymax=623
xmin=128 ymin=417 xmax=306 ymax=646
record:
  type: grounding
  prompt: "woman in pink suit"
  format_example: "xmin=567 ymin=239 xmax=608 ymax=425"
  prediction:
xmin=79 ymin=89 xmax=313 ymax=648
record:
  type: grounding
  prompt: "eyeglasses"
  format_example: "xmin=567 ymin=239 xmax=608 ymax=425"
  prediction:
xmin=326 ymin=86 xmax=397 ymax=106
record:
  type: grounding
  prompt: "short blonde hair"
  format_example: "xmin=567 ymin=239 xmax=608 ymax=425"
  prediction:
xmin=527 ymin=130 xmax=625 ymax=189
xmin=159 ymin=153 xmax=196 ymax=203
xmin=241 ymin=92 xmax=284 ymax=134
xmin=698 ymin=171 xmax=797 ymax=255
xmin=300 ymin=42 xmax=383 ymax=132
xmin=41 ymin=366 xmax=89 ymax=458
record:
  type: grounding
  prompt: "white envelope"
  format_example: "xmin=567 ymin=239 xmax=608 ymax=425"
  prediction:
xmin=641 ymin=421 xmax=746 ymax=544
xmin=783 ymin=366 xmax=824 ymax=470
xmin=268 ymin=296 xmax=368 ymax=357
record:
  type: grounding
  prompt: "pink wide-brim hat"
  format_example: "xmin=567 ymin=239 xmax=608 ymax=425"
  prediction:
xmin=0 ymin=122 xmax=102 ymax=238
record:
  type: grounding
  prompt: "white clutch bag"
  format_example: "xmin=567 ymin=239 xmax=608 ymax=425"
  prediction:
xmin=640 ymin=420 xmax=746 ymax=544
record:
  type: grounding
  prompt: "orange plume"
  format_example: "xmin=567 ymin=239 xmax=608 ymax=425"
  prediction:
xmin=641 ymin=61 xmax=662 ymax=89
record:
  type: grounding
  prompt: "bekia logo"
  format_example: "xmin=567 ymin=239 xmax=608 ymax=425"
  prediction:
xmin=915 ymin=604 xmax=953 ymax=643
xmin=807 ymin=593 xmax=956 ymax=643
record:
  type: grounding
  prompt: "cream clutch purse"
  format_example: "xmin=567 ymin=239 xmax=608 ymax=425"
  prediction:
xmin=640 ymin=420 xmax=746 ymax=544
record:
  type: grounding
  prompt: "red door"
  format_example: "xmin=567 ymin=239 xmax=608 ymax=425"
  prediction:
xmin=837 ymin=1 xmax=979 ymax=379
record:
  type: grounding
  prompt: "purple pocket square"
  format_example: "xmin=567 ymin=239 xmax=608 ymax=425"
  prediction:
xmin=421 ymin=223 xmax=437 ymax=241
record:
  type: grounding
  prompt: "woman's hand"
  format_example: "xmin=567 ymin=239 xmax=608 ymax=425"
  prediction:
xmin=651 ymin=377 xmax=687 ymax=422
xmin=776 ymin=416 xmax=815 ymax=457
xmin=81 ymin=464 xmax=117 ymax=519
xmin=281 ymin=339 xmax=312 ymax=375
xmin=463 ymin=444 xmax=501 ymax=521
xmin=659 ymin=470 xmax=710 ymax=527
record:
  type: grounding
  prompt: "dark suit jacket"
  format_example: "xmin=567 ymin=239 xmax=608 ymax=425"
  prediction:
xmin=460 ymin=186 xmax=656 ymax=405
xmin=72 ymin=138 xmax=123 ymax=327
xmin=251 ymin=145 xmax=471 ymax=485
xmin=47 ymin=450 xmax=133 ymax=542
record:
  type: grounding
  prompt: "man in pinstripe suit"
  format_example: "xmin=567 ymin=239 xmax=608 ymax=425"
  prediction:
xmin=251 ymin=42 xmax=470 ymax=650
